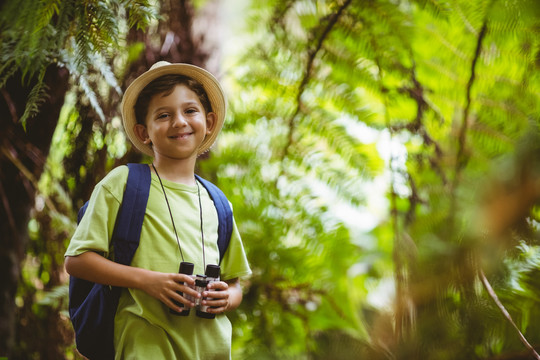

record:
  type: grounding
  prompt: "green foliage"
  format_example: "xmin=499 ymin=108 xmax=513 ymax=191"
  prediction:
xmin=2 ymin=1 xmax=156 ymax=358
xmin=0 ymin=0 xmax=157 ymax=126
xmin=12 ymin=0 xmax=540 ymax=358
xmin=201 ymin=0 xmax=540 ymax=358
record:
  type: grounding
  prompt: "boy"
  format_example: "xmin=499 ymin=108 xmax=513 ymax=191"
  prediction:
xmin=64 ymin=61 xmax=251 ymax=359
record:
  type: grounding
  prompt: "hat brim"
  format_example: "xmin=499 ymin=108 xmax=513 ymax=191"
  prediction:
xmin=121 ymin=62 xmax=227 ymax=157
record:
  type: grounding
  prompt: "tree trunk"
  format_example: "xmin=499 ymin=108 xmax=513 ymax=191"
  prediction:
xmin=0 ymin=65 xmax=69 ymax=356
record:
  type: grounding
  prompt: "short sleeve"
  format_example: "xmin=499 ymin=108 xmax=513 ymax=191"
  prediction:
xmin=220 ymin=215 xmax=251 ymax=281
xmin=65 ymin=166 xmax=128 ymax=258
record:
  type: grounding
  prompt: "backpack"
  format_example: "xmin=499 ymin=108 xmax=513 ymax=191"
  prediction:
xmin=68 ymin=163 xmax=233 ymax=360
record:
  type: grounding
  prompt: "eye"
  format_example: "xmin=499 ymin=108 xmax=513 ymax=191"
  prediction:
xmin=185 ymin=108 xmax=198 ymax=114
xmin=157 ymin=113 xmax=170 ymax=120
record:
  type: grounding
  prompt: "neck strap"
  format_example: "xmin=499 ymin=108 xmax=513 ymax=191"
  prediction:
xmin=152 ymin=163 xmax=205 ymax=268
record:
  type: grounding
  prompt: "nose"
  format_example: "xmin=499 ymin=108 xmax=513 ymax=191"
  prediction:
xmin=171 ymin=112 xmax=188 ymax=127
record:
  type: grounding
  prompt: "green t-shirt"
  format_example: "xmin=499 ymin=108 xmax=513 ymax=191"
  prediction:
xmin=65 ymin=165 xmax=251 ymax=360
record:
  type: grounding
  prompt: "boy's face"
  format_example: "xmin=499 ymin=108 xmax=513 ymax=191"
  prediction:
xmin=134 ymin=84 xmax=216 ymax=161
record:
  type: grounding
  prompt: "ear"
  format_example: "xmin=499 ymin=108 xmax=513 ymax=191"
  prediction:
xmin=205 ymin=112 xmax=217 ymax=135
xmin=134 ymin=124 xmax=152 ymax=145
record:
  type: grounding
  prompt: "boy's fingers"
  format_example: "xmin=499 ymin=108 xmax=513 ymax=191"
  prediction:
xmin=174 ymin=284 xmax=200 ymax=299
xmin=202 ymin=289 xmax=227 ymax=299
xmin=207 ymin=280 xmax=228 ymax=290
xmin=203 ymin=300 xmax=228 ymax=314
xmin=168 ymin=289 xmax=195 ymax=308
xmin=202 ymin=298 xmax=227 ymax=307
xmin=175 ymin=273 xmax=195 ymax=285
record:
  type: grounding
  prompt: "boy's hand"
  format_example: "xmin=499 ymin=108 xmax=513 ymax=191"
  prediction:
xmin=201 ymin=280 xmax=230 ymax=314
xmin=140 ymin=271 xmax=200 ymax=312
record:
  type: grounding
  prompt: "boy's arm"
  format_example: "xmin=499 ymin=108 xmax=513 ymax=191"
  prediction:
xmin=65 ymin=251 xmax=199 ymax=311
xmin=225 ymin=278 xmax=243 ymax=311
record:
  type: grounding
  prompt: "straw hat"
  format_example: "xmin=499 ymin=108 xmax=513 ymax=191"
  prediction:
xmin=121 ymin=61 xmax=227 ymax=156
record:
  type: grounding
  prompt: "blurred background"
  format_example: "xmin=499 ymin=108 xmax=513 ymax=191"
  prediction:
xmin=1 ymin=0 xmax=539 ymax=359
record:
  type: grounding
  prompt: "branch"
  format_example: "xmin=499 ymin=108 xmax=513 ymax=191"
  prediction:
xmin=392 ymin=64 xmax=448 ymax=185
xmin=263 ymin=281 xmax=352 ymax=326
xmin=448 ymin=19 xmax=488 ymax=229
xmin=0 ymin=176 xmax=17 ymax=236
xmin=280 ymin=0 xmax=354 ymax=163
xmin=453 ymin=21 xmax=487 ymax=182
xmin=1 ymin=88 xmax=18 ymax=123
xmin=1 ymin=146 xmax=57 ymax=213
xmin=479 ymin=268 xmax=540 ymax=360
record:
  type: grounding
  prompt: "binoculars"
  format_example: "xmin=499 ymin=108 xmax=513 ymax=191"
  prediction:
xmin=170 ymin=263 xmax=220 ymax=319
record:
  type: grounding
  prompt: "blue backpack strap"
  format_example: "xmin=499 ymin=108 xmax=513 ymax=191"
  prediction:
xmin=195 ymin=175 xmax=233 ymax=264
xmin=113 ymin=163 xmax=151 ymax=265
xmin=69 ymin=163 xmax=151 ymax=359
xmin=77 ymin=201 xmax=89 ymax=224
xmin=77 ymin=163 xmax=151 ymax=263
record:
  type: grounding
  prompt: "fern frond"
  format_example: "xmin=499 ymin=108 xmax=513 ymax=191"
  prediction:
xmin=36 ymin=284 xmax=69 ymax=314
xmin=123 ymin=0 xmax=158 ymax=30
xmin=78 ymin=74 xmax=106 ymax=122
xmin=36 ymin=0 xmax=61 ymax=32
xmin=19 ymin=67 xmax=50 ymax=129
xmin=89 ymin=52 xmax=122 ymax=95
xmin=412 ymin=0 xmax=451 ymax=18
xmin=0 ymin=58 xmax=17 ymax=89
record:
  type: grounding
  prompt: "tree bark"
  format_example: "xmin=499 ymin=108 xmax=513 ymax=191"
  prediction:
xmin=0 ymin=65 xmax=69 ymax=356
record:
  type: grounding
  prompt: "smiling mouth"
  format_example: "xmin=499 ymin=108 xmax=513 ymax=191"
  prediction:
xmin=169 ymin=132 xmax=192 ymax=139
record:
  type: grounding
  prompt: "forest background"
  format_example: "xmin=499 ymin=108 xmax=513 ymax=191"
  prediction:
xmin=0 ymin=0 xmax=539 ymax=359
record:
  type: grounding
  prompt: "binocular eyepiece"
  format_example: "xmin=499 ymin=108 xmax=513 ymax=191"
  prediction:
xmin=170 ymin=263 xmax=220 ymax=319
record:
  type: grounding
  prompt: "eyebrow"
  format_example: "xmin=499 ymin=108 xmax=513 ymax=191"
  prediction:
xmin=182 ymin=101 xmax=201 ymax=107
xmin=151 ymin=101 xmax=201 ymax=115
xmin=151 ymin=106 xmax=171 ymax=115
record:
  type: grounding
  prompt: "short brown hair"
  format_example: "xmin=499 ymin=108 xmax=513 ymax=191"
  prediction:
xmin=134 ymin=74 xmax=213 ymax=125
